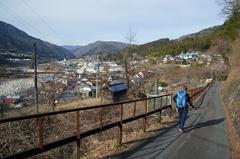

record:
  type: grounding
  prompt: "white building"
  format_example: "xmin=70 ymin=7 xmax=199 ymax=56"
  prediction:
xmin=177 ymin=52 xmax=199 ymax=60
xmin=86 ymin=66 xmax=97 ymax=73
xmin=163 ymin=57 xmax=168 ymax=64
xmin=76 ymin=68 xmax=85 ymax=74
xmin=108 ymin=66 xmax=123 ymax=72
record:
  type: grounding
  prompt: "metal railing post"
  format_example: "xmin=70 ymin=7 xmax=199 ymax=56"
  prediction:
xmin=76 ymin=111 xmax=81 ymax=159
xmin=143 ymin=99 xmax=147 ymax=132
xmin=165 ymin=95 xmax=169 ymax=117
xmin=154 ymin=98 xmax=156 ymax=111
xmin=133 ymin=101 xmax=136 ymax=118
xmin=169 ymin=95 xmax=172 ymax=118
xmin=36 ymin=117 xmax=44 ymax=149
xmin=165 ymin=95 xmax=168 ymax=106
xmin=99 ymin=108 xmax=103 ymax=129
xmin=159 ymin=97 xmax=162 ymax=123
xmin=117 ymin=104 xmax=123 ymax=145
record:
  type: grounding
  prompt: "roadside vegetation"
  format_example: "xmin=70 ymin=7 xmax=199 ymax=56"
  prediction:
xmin=216 ymin=0 xmax=240 ymax=158
xmin=219 ymin=0 xmax=240 ymax=133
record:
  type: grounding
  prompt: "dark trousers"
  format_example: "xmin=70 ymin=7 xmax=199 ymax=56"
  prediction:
xmin=178 ymin=108 xmax=188 ymax=129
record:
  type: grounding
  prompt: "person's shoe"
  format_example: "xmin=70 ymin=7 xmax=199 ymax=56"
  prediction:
xmin=179 ymin=128 xmax=183 ymax=133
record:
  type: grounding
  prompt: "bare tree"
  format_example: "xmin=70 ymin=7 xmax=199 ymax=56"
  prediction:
xmin=218 ymin=0 xmax=240 ymax=17
xmin=40 ymin=75 xmax=66 ymax=111
xmin=124 ymin=28 xmax=136 ymax=88
xmin=124 ymin=28 xmax=137 ymax=45
xmin=233 ymin=0 xmax=240 ymax=13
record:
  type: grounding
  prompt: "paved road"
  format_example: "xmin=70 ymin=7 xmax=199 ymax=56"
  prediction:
xmin=111 ymin=82 xmax=229 ymax=159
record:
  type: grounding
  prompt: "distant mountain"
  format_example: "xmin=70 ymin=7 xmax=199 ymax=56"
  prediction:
xmin=72 ymin=41 xmax=128 ymax=57
xmin=178 ymin=25 xmax=222 ymax=40
xmin=0 ymin=21 xmax=75 ymax=60
xmin=62 ymin=45 xmax=81 ymax=52
xmin=131 ymin=25 xmax=222 ymax=56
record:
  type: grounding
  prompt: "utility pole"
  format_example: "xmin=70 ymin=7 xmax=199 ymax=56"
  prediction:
xmin=96 ymin=54 xmax=99 ymax=98
xmin=34 ymin=43 xmax=39 ymax=113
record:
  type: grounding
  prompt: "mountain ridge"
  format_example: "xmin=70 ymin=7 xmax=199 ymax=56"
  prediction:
xmin=178 ymin=25 xmax=222 ymax=40
xmin=130 ymin=25 xmax=222 ymax=57
xmin=72 ymin=40 xmax=128 ymax=57
xmin=62 ymin=45 xmax=81 ymax=52
xmin=0 ymin=21 xmax=75 ymax=60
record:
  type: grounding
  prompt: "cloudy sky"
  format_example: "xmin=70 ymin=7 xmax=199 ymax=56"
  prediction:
xmin=0 ymin=0 xmax=225 ymax=46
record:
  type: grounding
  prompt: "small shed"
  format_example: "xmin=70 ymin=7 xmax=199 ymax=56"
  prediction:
xmin=107 ymin=82 xmax=128 ymax=103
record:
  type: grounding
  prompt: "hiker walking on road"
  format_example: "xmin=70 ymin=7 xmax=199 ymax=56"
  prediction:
xmin=173 ymin=86 xmax=195 ymax=133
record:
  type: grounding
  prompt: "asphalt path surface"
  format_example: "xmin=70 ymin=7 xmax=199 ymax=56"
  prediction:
xmin=111 ymin=82 xmax=229 ymax=159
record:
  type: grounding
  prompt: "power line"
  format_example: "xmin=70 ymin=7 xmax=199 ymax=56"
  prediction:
xmin=0 ymin=1 xmax=48 ymax=40
xmin=21 ymin=0 xmax=66 ymax=44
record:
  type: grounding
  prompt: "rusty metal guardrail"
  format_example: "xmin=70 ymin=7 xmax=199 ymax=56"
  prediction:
xmin=0 ymin=83 xmax=211 ymax=159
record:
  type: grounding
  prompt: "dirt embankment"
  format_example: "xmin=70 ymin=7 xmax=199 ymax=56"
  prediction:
xmin=221 ymin=39 xmax=240 ymax=159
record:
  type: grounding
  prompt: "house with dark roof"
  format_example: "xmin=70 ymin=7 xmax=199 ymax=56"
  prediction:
xmin=107 ymin=82 xmax=128 ymax=102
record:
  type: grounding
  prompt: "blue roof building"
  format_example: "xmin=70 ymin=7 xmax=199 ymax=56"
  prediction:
xmin=107 ymin=83 xmax=128 ymax=93
xmin=107 ymin=82 xmax=128 ymax=102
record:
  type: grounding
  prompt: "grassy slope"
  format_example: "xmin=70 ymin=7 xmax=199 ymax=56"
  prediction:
xmin=219 ymin=12 xmax=240 ymax=158
xmin=219 ymin=11 xmax=240 ymax=134
xmin=222 ymin=39 xmax=240 ymax=134
xmin=221 ymin=38 xmax=240 ymax=159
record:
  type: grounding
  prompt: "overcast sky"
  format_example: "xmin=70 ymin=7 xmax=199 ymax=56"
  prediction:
xmin=0 ymin=0 xmax=225 ymax=46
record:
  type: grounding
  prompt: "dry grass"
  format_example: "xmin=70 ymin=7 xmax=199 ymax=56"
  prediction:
xmin=149 ymin=63 xmax=212 ymax=88
xmin=79 ymin=115 xmax=177 ymax=159
xmin=221 ymin=39 xmax=240 ymax=159
xmin=1 ymin=98 xmax=110 ymax=118
xmin=222 ymin=39 xmax=240 ymax=134
xmin=56 ymin=98 xmax=108 ymax=110
xmin=224 ymin=104 xmax=240 ymax=159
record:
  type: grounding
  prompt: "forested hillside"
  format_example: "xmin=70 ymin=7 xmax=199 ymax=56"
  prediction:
xmin=220 ymin=1 xmax=240 ymax=136
xmin=133 ymin=26 xmax=221 ymax=57
xmin=0 ymin=21 xmax=75 ymax=60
